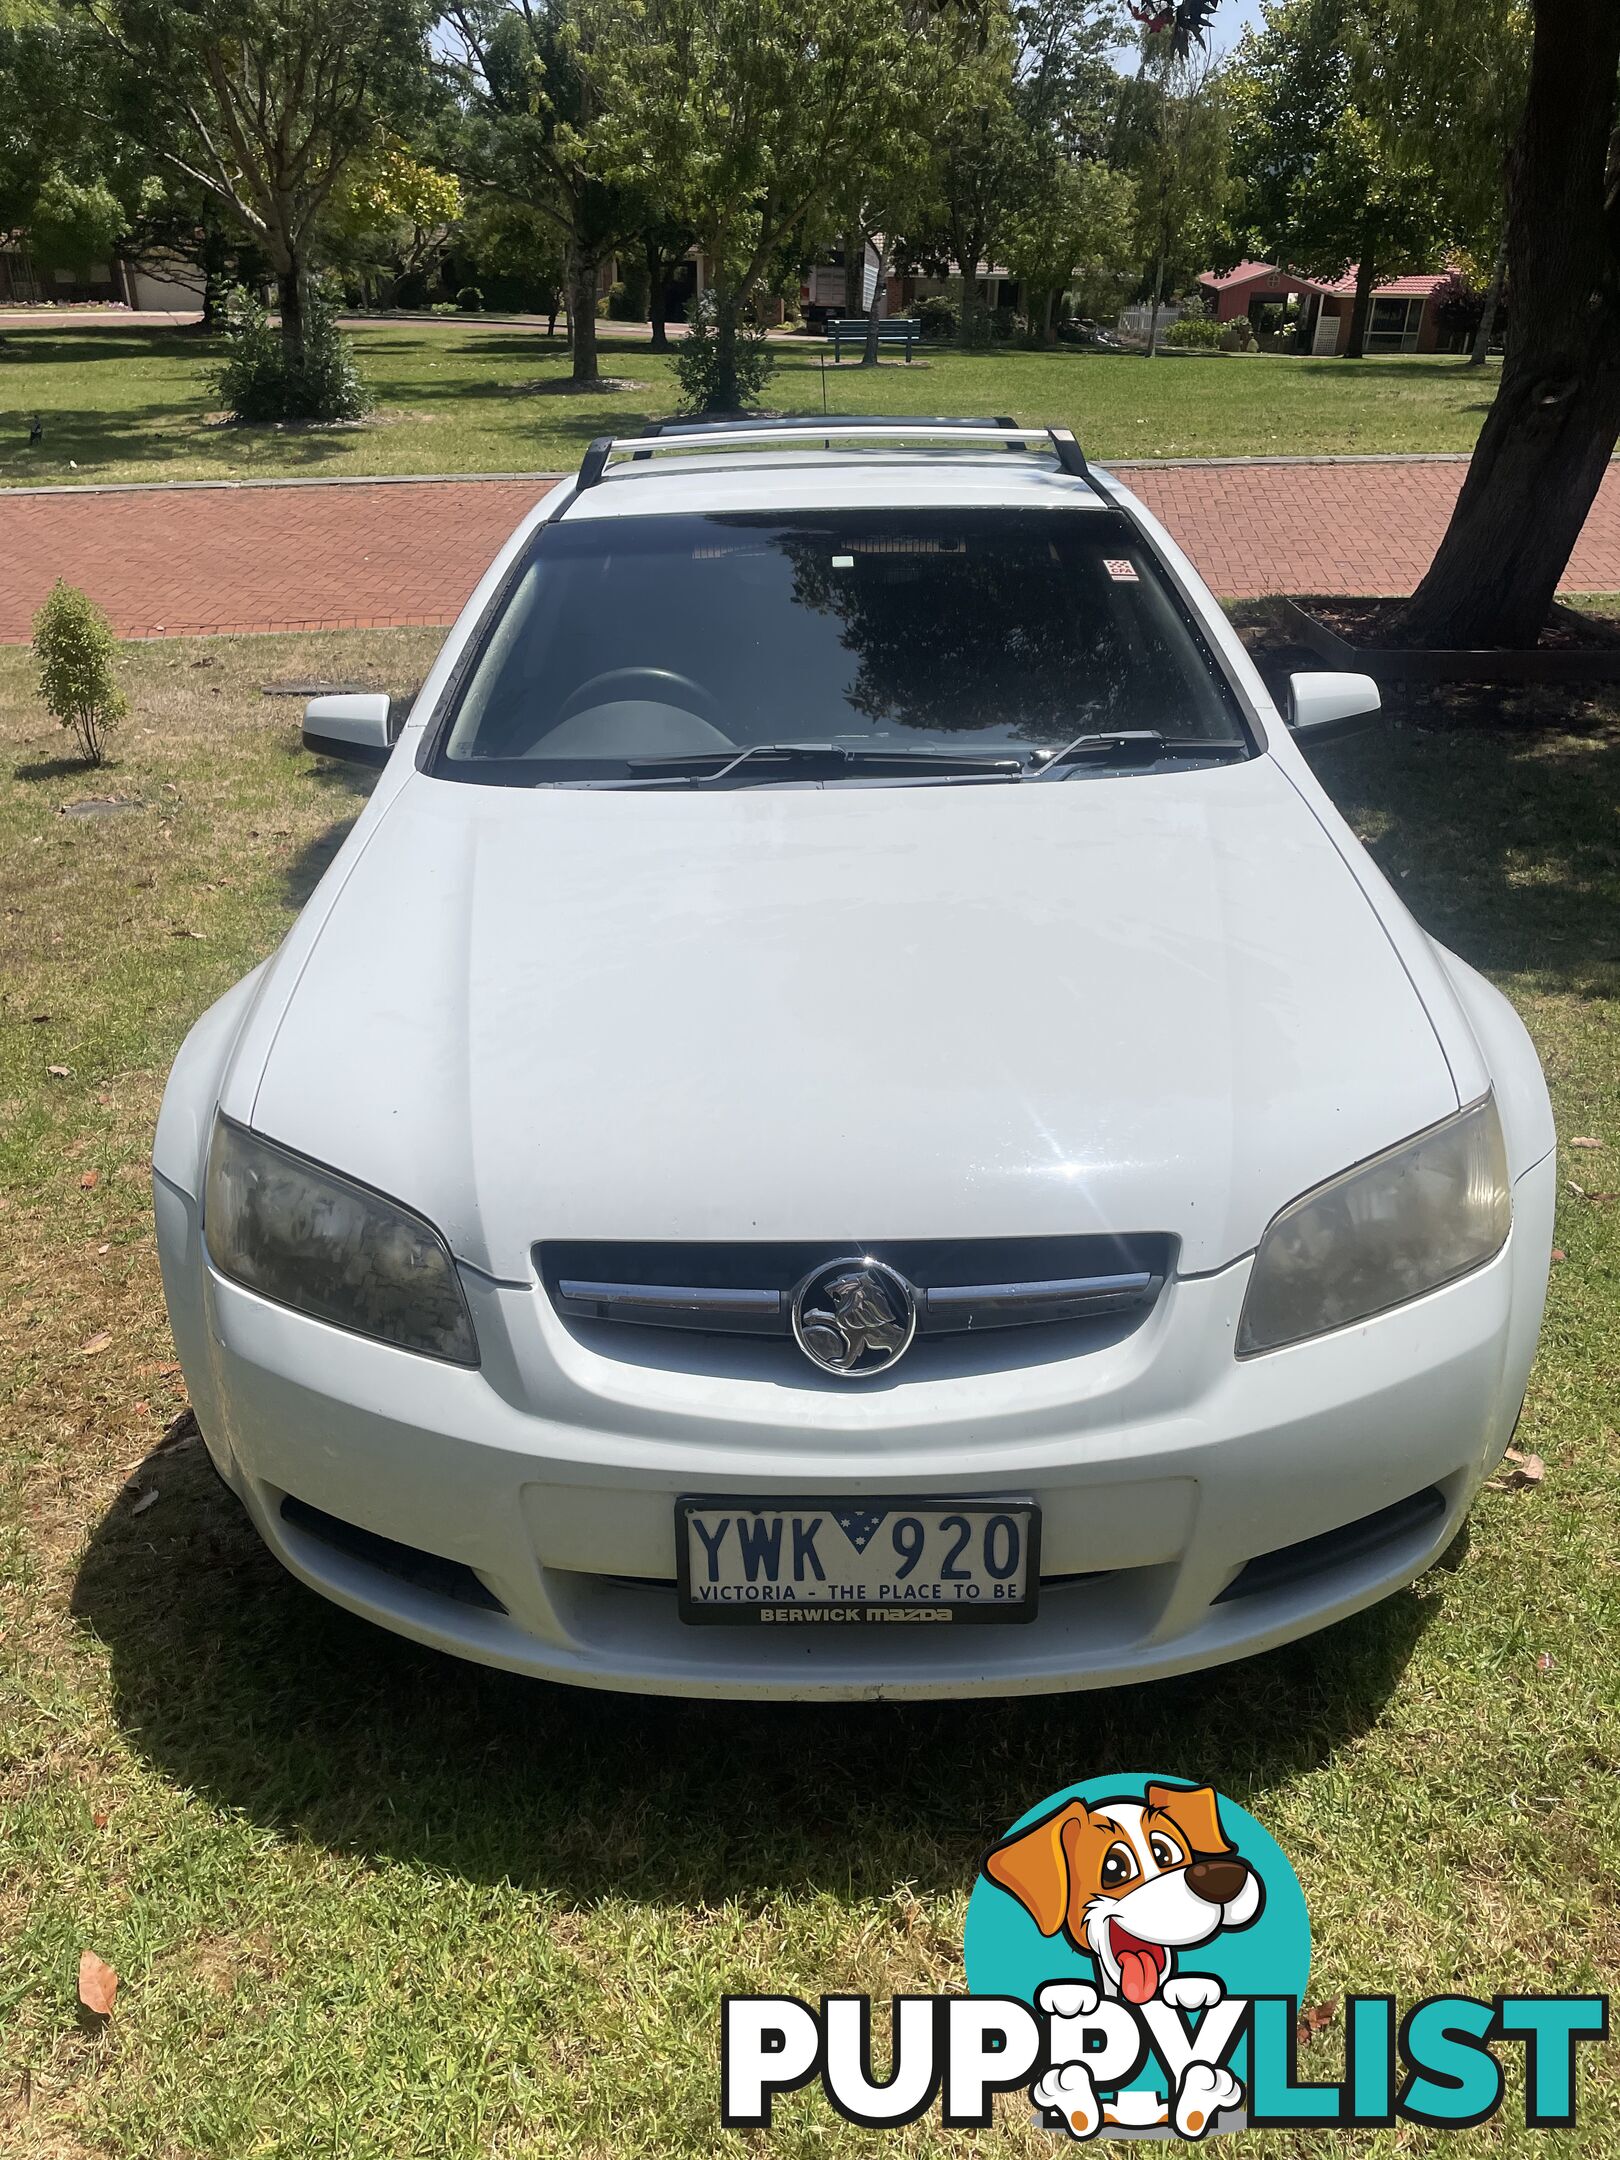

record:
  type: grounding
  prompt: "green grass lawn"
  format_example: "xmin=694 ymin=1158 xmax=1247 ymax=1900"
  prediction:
xmin=3 ymin=632 xmax=1617 ymax=2156
xmin=0 ymin=322 xmax=1501 ymax=487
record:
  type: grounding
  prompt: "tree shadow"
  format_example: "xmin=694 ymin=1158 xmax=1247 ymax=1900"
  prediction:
xmin=1241 ymin=616 xmax=1620 ymax=995
xmin=0 ymin=404 xmax=391 ymax=482
xmin=12 ymin=753 xmax=106 ymax=782
xmin=72 ymin=1442 xmax=1434 ymax=1904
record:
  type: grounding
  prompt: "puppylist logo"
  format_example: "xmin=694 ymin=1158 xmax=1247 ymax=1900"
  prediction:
xmin=721 ymin=1775 xmax=1608 ymax=2139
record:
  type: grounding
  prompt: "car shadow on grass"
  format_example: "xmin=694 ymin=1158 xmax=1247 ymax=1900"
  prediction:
xmin=71 ymin=1440 xmax=1438 ymax=1906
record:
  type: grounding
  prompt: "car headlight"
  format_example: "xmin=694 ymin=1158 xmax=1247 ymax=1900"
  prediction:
xmin=1237 ymin=1094 xmax=1511 ymax=1356
xmin=203 ymin=1116 xmax=479 ymax=1365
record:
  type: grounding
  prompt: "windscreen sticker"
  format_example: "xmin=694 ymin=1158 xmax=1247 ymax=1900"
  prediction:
xmin=1105 ymin=558 xmax=1141 ymax=582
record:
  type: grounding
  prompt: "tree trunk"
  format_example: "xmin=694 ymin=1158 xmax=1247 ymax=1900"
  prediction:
xmin=1469 ymin=228 xmax=1509 ymax=366
xmin=1344 ymin=243 xmax=1377 ymax=360
xmin=707 ymin=292 xmax=740 ymax=411
xmin=276 ymin=262 xmax=305 ymax=365
xmin=1146 ymin=247 xmax=1167 ymax=357
xmin=843 ymin=221 xmax=864 ymax=318
xmin=1400 ymin=0 xmax=1620 ymax=648
xmin=955 ymin=232 xmax=981 ymax=350
xmin=569 ymin=258 xmax=600 ymax=384
xmin=1042 ymin=286 xmax=1057 ymax=348
xmin=860 ymin=238 xmax=889 ymax=366
xmin=647 ymin=238 xmax=669 ymax=350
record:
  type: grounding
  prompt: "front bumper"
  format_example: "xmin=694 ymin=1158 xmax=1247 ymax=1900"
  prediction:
xmin=154 ymin=1157 xmax=1554 ymax=1701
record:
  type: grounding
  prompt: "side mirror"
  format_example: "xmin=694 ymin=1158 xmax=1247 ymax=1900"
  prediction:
xmin=303 ymin=693 xmax=394 ymax=768
xmin=1286 ymin=671 xmax=1381 ymax=741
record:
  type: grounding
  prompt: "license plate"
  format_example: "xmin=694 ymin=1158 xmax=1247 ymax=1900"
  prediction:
xmin=675 ymin=1497 xmax=1040 ymax=1626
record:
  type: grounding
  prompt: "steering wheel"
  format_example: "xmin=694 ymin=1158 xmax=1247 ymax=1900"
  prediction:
xmin=555 ymin=667 xmax=724 ymax=729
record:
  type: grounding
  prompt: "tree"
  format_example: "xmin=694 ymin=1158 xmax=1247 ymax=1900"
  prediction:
xmin=0 ymin=13 xmax=140 ymax=286
xmin=457 ymin=193 xmax=566 ymax=323
xmin=610 ymin=0 xmax=917 ymax=409
xmin=1121 ymin=27 xmax=1231 ymax=355
xmin=438 ymin=0 xmax=639 ymax=386
xmin=917 ymin=6 xmax=1031 ymax=351
xmin=1004 ymin=154 xmax=1135 ymax=342
xmin=1227 ymin=0 xmax=1446 ymax=359
xmin=323 ymin=142 xmax=461 ymax=307
xmin=80 ymin=0 xmax=431 ymax=367
xmin=635 ymin=207 xmax=694 ymax=349
xmin=1399 ymin=0 xmax=1620 ymax=648
xmin=1357 ymin=0 xmax=1531 ymax=365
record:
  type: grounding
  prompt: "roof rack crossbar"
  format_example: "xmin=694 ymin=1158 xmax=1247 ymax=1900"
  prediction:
xmin=572 ymin=422 xmax=1092 ymax=490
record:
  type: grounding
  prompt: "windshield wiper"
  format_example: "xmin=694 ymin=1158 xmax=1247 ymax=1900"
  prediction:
xmin=1028 ymin=729 xmax=1248 ymax=777
xmin=621 ymin=741 xmax=1024 ymax=785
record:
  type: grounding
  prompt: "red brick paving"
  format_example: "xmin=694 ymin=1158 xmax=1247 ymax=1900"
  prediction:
xmin=1130 ymin=459 xmax=1620 ymax=600
xmin=4 ymin=459 xmax=1620 ymax=643
xmin=0 ymin=478 xmax=550 ymax=642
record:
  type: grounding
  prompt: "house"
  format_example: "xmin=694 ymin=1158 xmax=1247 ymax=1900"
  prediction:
xmin=1 ymin=241 xmax=206 ymax=312
xmin=1197 ymin=259 xmax=1455 ymax=355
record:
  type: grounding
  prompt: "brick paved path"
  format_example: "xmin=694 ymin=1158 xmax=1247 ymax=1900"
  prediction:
xmin=5 ymin=459 xmax=1620 ymax=642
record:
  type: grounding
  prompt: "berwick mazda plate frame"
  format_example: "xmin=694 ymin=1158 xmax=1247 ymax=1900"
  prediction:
xmin=675 ymin=1496 xmax=1041 ymax=1626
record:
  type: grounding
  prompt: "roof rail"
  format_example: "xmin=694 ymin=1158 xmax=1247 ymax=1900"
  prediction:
xmin=628 ymin=414 xmax=1025 ymax=462
xmin=574 ymin=422 xmax=1092 ymax=492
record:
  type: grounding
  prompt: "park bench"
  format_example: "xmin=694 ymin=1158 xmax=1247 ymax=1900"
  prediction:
xmin=829 ymin=316 xmax=920 ymax=362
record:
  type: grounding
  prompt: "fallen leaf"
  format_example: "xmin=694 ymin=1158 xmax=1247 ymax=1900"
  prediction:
xmin=97 ymin=1242 xmax=109 ymax=1254
xmin=47 ymin=1064 xmax=71 ymax=1079
xmin=79 ymin=1170 xmax=99 ymax=1190
xmin=77 ymin=1950 xmax=118 ymax=2017
xmin=170 ymin=927 xmax=206 ymax=941
xmin=79 ymin=1331 xmax=112 ymax=1355
xmin=92 ymin=1810 xmax=108 ymax=1829
xmin=1490 ymin=1448 xmax=1545 ymax=1492
xmin=129 ymin=1487 xmax=159 ymax=1516
xmin=133 ymin=1401 xmax=149 ymax=1417
xmin=1571 ymin=1136 xmax=1604 ymax=1150
xmin=156 ymin=1361 xmax=181 ymax=1377
xmin=1296 ymin=1999 xmax=1339 ymax=2047
xmin=1551 ymin=1248 xmax=1567 ymax=1263
xmin=1536 ymin=1651 xmax=1555 ymax=1673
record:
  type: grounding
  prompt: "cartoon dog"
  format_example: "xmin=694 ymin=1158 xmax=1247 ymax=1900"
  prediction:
xmin=984 ymin=1783 xmax=1261 ymax=2139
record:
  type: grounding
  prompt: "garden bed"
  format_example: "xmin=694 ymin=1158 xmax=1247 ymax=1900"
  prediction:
xmin=1273 ymin=594 xmax=1620 ymax=682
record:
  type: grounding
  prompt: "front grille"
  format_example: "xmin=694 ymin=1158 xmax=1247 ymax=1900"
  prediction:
xmin=279 ymin=1495 xmax=507 ymax=1613
xmin=538 ymin=1235 xmax=1173 ymax=1344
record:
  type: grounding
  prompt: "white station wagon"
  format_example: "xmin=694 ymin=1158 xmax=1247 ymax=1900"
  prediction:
xmin=154 ymin=419 xmax=1554 ymax=1699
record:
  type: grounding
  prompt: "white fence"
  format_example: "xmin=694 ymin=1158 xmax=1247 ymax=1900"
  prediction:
xmin=1116 ymin=302 xmax=1185 ymax=342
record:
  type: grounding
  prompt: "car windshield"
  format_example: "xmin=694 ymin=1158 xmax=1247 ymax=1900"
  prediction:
xmin=431 ymin=506 xmax=1249 ymax=784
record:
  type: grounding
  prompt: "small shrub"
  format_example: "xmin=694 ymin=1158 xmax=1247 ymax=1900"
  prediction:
xmin=1162 ymin=315 xmax=1224 ymax=349
xmin=430 ymin=300 xmax=459 ymax=316
xmin=670 ymin=291 xmax=775 ymax=412
xmin=988 ymin=304 xmax=1027 ymax=344
xmin=914 ymin=292 xmax=957 ymax=340
xmin=214 ymin=286 xmax=372 ymax=423
xmin=455 ymin=285 xmax=483 ymax=313
xmin=33 ymin=580 xmax=126 ymax=766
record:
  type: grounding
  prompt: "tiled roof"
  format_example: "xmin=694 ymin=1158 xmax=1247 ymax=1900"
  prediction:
xmin=1318 ymin=266 xmax=1457 ymax=300
xmin=1197 ymin=260 xmax=1288 ymax=290
xmin=1199 ymin=260 xmax=1457 ymax=303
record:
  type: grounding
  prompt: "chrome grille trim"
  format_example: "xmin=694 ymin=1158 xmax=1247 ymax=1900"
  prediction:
xmin=549 ymin=1264 xmax=1162 ymax=1337
xmin=920 ymin=1271 xmax=1155 ymax=1332
xmin=557 ymin=1280 xmax=783 ymax=1326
